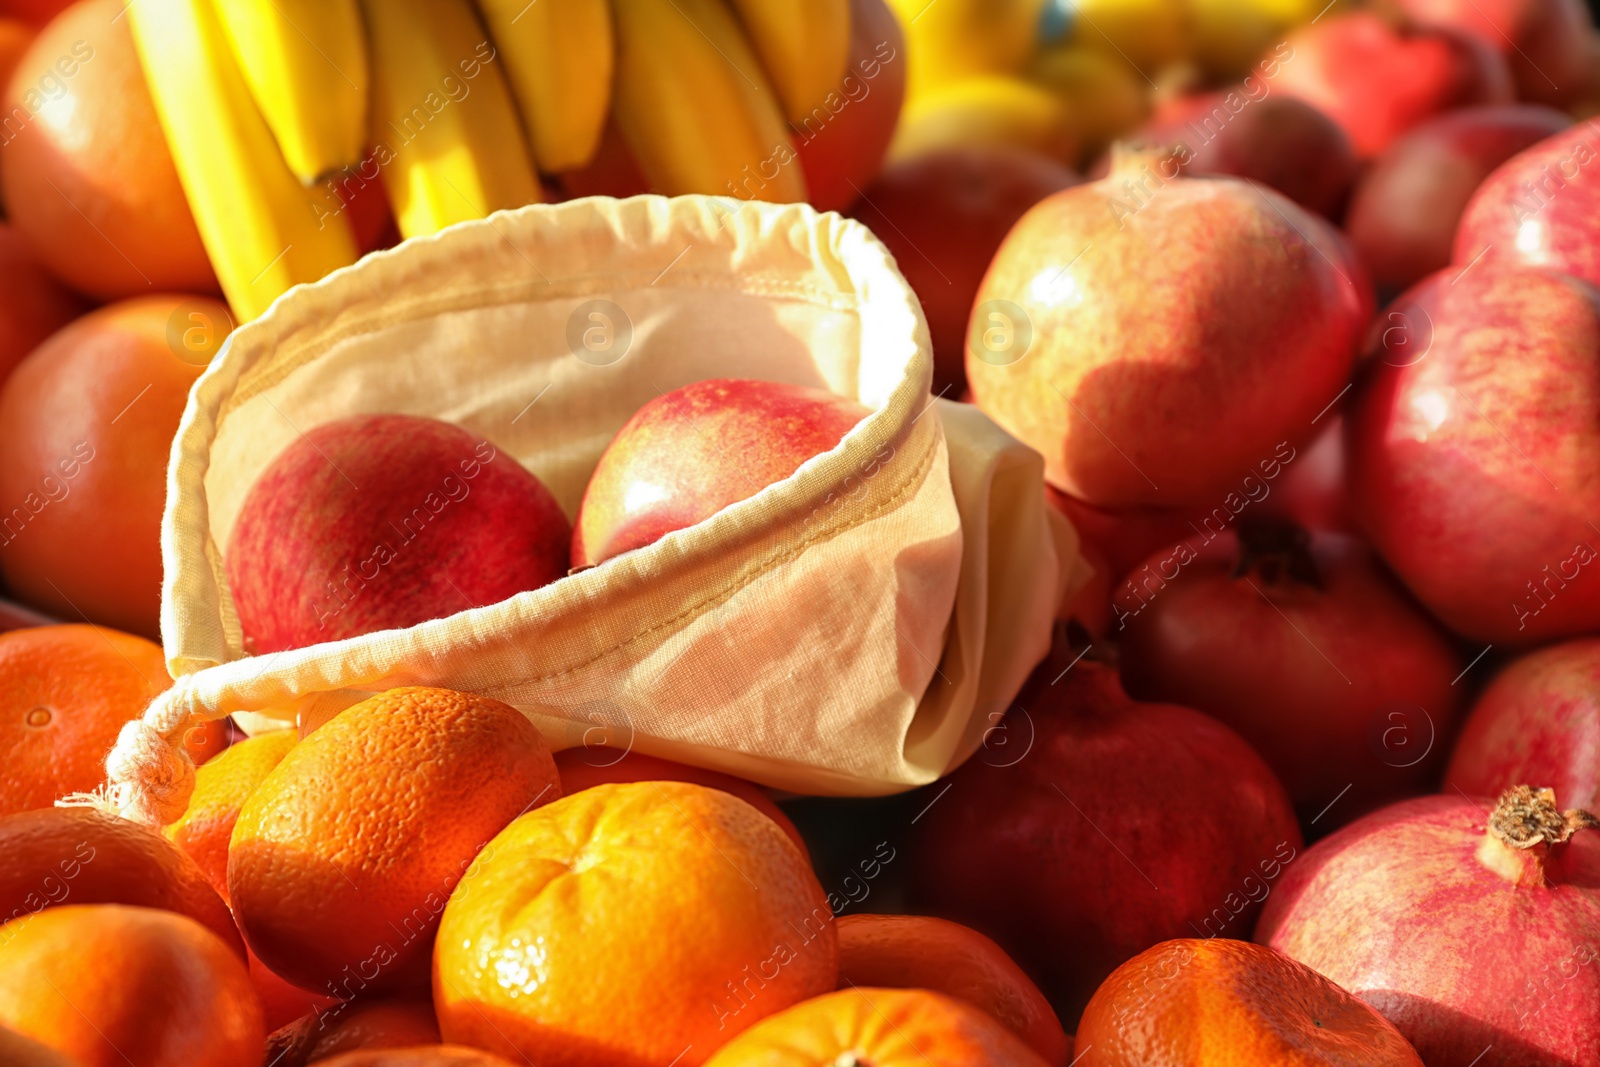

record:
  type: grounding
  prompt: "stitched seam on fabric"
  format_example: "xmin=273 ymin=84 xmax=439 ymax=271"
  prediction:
xmin=465 ymin=425 xmax=941 ymax=691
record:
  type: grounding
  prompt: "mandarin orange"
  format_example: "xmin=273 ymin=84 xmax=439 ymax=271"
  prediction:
xmin=229 ymin=687 xmax=561 ymax=998
xmin=435 ymin=781 xmax=838 ymax=1067
xmin=0 ymin=624 xmax=169 ymax=815
xmin=703 ymin=987 xmax=1050 ymax=1067
xmin=166 ymin=728 xmax=297 ymax=901
xmin=836 ymin=914 xmax=1069 ymax=1066
xmin=0 ymin=0 xmax=216 ymax=297
xmin=1074 ymin=939 xmax=1425 ymax=1066
xmin=0 ymin=224 xmax=82 ymax=389
xmin=0 ymin=805 xmax=242 ymax=954
xmin=0 ymin=904 xmax=263 ymax=1067
xmin=0 ymin=295 xmax=227 ymax=635
xmin=554 ymin=747 xmax=808 ymax=858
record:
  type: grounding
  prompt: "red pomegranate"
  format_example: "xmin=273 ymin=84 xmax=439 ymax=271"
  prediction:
xmin=968 ymin=146 xmax=1370 ymax=511
xmin=1258 ymin=786 xmax=1600 ymax=1065
xmin=910 ymin=652 xmax=1302 ymax=1023
xmin=1347 ymin=264 xmax=1600 ymax=644
xmin=1118 ymin=520 xmax=1464 ymax=828
xmin=1447 ymin=638 xmax=1600 ymax=811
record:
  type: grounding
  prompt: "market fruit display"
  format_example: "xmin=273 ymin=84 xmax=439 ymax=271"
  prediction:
xmin=225 ymin=414 xmax=570 ymax=652
xmin=1258 ymin=786 xmax=1600 ymax=1064
xmin=968 ymin=149 xmax=1369 ymax=509
xmin=4 ymin=0 xmax=1600 ymax=1061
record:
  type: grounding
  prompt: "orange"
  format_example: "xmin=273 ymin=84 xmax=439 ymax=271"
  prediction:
xmin=0 ymin=805 xmax=243 ymax=954
xmin=555 ymin=747 xmax=809 ymax=858
xmin=703 ymin=987 xmax=1050 ymax=1067
xmin=0 ymin=295 xmax=228 ymax=636
xmin=0 ymin=217 xmax=82 ymax=390
xmin=230 ymin=687 xmax=562 ymax=998
xmin=0 ymin=904 xmax=263 ymax=1067
xmin=5 ymin=1 xmax=75 ymax=26
xmin=0 ymin=624 xmax=170 ymax=814
xmin=316 ymin=1049 xmax=519 ymax=1067
xmin=0 ymin=0 xmax=216 ymax=297
xmin=836 ymin=914 xmax=1069 ymax=1067
xmin=1074 ymin=939 xmax=1426 ymax=1066
xmin=267 ymin=999 xmax=440 ymax=1067
xmin=166 ymin=727 xmax=297 ymax=901
xmin=0 ymin=1022 xmax=76 ymax=1067
xmin=435 ymin=781 xmax=838 ymax=1067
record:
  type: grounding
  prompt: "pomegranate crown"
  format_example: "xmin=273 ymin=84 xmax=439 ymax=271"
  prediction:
xmin=1489 ymin=785 xmax=1600 ymax=850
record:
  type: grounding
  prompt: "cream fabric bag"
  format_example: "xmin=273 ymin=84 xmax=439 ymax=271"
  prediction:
xmin=96 ymin=195 xmax=1081 ymax=826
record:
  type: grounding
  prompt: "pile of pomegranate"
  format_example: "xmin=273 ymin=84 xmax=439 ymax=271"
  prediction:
xmin=890 ymin=19 xmax=1600 ymax=1059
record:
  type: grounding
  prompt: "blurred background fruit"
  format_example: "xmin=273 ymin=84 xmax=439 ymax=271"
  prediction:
xmin=888 ymin=0 xmax=1047 ymax=98
xmin=0 ymin=295 xmax=228 ymax=636
xmin=891 ymin=74 xmax=1079 ymax=164
xmin=0 ymin=903 xmax=263 ymax=1067
xmin=0 ymin=0 xmax=218 ymax=299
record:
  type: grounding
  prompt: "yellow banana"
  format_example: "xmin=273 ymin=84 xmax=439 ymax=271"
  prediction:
xmin=611 ymin=0 xmax=806 ymax=202
xmin=213 ymin=0 xmax=369 ymax=183
xmin=361 ymin=0 xmax=542 ymax=238
xmin=725 ymin=0 xmax=850 ymax=123
xmin=475 ymin=0 xmax=613 ymax=173
xmin=128 ymin=0 xmax=358 ymax=321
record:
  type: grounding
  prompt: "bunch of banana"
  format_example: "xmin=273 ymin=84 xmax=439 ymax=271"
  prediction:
xmin=128 ymin=0 xmax=359 ymax=322
xmin=133 ymin=0 xmax=855 ymax=320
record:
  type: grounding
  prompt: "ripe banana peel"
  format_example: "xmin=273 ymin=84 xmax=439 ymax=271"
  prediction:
xmin=128 ymin=0 xmax=358 ymax=322
xmin=611 ymin=0 xmax=807 ymax=202
xmin=726 ymin=0 xmax=851 ymax=123
xmin=213 ymin=0 xmax=368 ymax=183
xmin=362 ymin=0 xmax=543 ymax=238
xmin=477 ymin=0 xmax=614 ymax=174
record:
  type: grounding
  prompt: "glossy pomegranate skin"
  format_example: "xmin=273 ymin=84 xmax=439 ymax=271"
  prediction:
xmin=910 ymin=659 xmax=1301 ymax=1024
xmin=969 ymin=156 xmax=1370 ymax=511
xmin=1258 ymin=793 xmax=1600 ymax=1065
xmin=1447 ymin=638 xmax=1600 ymax=811
xmin=1118 ymin=526 xmax=1464 ymax=828
xmin=1346 ymin=104 xmax=1572 ymax=293
xmin=1347 ymin=264 xmax=1600 ymax=644
xmin=1454 ymin=124 xmax=1600 ymax=290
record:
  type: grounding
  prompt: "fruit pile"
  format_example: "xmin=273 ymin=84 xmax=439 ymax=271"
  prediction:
xmin=1 ymin=0 xmax=1600 ymax=1062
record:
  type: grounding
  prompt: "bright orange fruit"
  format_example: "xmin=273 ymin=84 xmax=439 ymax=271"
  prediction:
xmin=1074 ymin=939 xmax=1425 ymax=1066
xmin=166 ymin=728 xmax=297 ymax=901
xmin=229 ymin=687 xmax=562 ymax=998
xmin=554 ymin=747 xmax=808 ymax=858
xmin=0 ymin=904 xmax=263 ymax=1067
xmin=0 ymin=624 xmax=171 ymax=815
xmin=837 ymin=914 xmax=1070 ymax=1066
xmin=435 ymin=781 xmax=838 ymax=1067
xmin=0 ymin=805 xmax=242 ymax=955
xmin=703 ymin=987 xmax=1051 ymax=1067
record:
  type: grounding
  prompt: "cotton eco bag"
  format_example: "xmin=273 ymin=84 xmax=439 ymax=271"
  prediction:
xmin=94 ymin=195 xmax=1080 ymax=826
